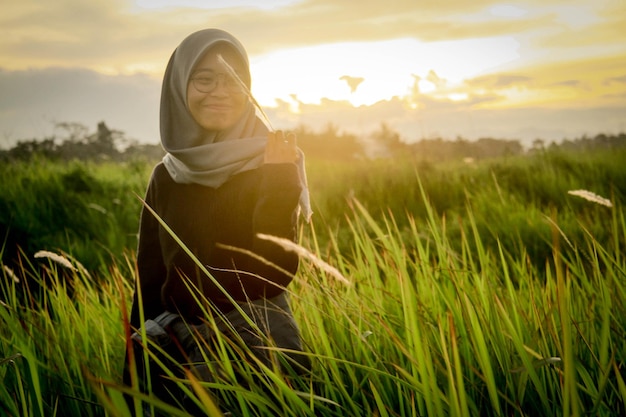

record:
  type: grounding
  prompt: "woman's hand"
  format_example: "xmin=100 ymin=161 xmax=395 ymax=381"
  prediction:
xmin=264 ymin=130 xmax=298 ymax=164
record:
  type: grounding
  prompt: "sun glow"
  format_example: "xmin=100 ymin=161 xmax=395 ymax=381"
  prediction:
xmin=250 ymin=36 xmax=521 ymax=108
xmin=417 ymin=80 xmax=437 ymax=94
xmin=448 ymin=93 xmax=469 ymax=101
xmin=134 ymin=0 xmax=302 ymax=10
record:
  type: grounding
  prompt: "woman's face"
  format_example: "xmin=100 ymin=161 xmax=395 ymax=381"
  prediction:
xmin=186 ymin=45 xmax=248 ymax=132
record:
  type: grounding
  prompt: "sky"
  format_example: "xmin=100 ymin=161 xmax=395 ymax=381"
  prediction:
xmin=1 ymin=0 xmax=625 ymax=148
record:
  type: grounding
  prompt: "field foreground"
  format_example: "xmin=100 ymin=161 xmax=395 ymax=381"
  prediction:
xmin=1 ymin=151 xmax=626 ymax=416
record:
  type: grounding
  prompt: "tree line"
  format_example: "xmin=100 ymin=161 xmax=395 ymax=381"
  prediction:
xmin=1 ymin=120 xmax=625 ymax=163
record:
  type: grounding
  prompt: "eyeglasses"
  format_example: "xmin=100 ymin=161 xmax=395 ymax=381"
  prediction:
xmin=190 ymin=71 xmax=245 ymax=94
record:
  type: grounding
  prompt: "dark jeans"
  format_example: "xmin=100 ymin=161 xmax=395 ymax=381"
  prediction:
xmin=125 ymin=292 xmax=310 ymax=415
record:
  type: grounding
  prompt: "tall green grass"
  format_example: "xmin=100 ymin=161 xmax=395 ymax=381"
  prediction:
xmin=0 ymin=157 xmax=149 ymax=273
xmin=2 ymin=179 xmax=625 ymax=415
xmin=2 ymin=148 xmax=624 ymax=273
xmin=307 ymin=148 xmax=625 ymax=272
xmin=1 ymin=148 xmax=625 ymax=415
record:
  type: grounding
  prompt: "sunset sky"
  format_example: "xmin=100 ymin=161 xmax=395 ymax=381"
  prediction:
xmin=1 ymin=0 xmax=625 ymax=147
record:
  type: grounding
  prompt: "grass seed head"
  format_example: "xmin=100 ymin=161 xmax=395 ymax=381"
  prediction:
xmin=567 ymin=189 xmax=613 ymax=207
xmin=34 ymin=250 xmax=76 ymax=271
xmin=257 ymin=233 xmax=350 ymax=285
xmin=3 ymin=265 xmax=19 ymax=283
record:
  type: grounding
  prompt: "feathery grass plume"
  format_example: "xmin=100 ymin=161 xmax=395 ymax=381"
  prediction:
xmin=510 ymin=357 xmax=562 ymax=374
xmin=0 ymin=353 xmax=22 ymax=366
xmin=34 ymin=250 xmax=76 ymax=271
xmin=257 ymin=233 xmax=350 ymax=285
xmin=3 ymin=265 xmax=19 ymax=283
xmin=217 ymin=53 xmax=274 ymax=131
xmin=568 ymin=189 xmax=613 ymax=207
xmin=87 ymin=203 xmax=107 ymax=214
xmin=60 ymin=250 xmax=91 ymax=278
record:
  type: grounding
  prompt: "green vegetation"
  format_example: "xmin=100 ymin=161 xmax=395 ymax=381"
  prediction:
xmin=0 ymin=157 xmax=149 ymax=273
xmin=1 ymin=130 xmax=625 ymax=416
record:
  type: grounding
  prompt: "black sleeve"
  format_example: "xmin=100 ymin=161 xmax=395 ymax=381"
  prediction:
xmin=130 ymin=171 xmax=167 ymax=328
xmin=228 ymin=163 xmax=302 ymax=301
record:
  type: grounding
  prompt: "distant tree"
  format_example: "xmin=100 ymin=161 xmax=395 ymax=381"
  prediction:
xmin=475 ymin=138 xmax=523 ymax=158
xmin=1 ymin=119 xmax=623 ymax=165
xmin=55 ymin=122 xmax=90 ymax=144
xmin=548 ymin=132 xmax=626 ymax=153
xmin=531 ymin=138 xmax=545 ymax=153
xmin=371 ymin=122 xmax=406 ymax=157
xmin=294 ymin=123 xmax=365 ymax=161
xmin=123 ymin=142 xmax=165 ymax=162
xmin=87 ymin=121 xmax=120 ymax=158
xmin=0 ymin=121 xmax=129 ymax=162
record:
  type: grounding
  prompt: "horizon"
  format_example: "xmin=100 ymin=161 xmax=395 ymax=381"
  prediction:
xmin=2 ymin=0 xmax=625 ymax=147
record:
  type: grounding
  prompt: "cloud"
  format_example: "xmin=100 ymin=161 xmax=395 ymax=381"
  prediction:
xmin=551 ymin=79 xmax=582 ymax=88
xmin=0 ymin=0 xmax=600 ymax=72
xmin=219 ymin=0 xmax=561 ymax=53
xmin=339 ymin=75 xmax=365 ymax=93
xmin=2 ymin=0 xmax=625 ymax=148
xmin=534 ymin=2 xmax=626 ymax=50
xmin=2 ymin=1 xmax=188 ymax=72
xmin=466 ymin=74 xmax=532 ymax=89
xmin=266 ymin=93 xmax=625 ymax=145
xmin=606 ymin=75 xmax=626 ymax=85
xmin=424 ymin=70 xmax=446 ymax=88
xmin=452 ymin=53 xmax=626 ymax=110
xmin=0 ymin=67 xmax=160 ymax=146
xmin=0 ymin=65 xmax=623 ymax=151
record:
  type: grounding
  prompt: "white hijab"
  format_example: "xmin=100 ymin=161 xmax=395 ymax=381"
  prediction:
xmin=160 ymin=29 xmax=311 ymax=221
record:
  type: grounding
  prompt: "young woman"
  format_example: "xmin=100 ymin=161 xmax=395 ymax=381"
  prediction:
xmin=125 ymin=28 xmax=312 ymax=412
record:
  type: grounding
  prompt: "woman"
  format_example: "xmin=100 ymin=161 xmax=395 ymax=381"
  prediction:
xmin=125 ymin=28 xmax=312 ymax=412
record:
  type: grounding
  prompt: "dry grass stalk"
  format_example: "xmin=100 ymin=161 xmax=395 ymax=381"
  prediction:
xmin=62 ymin=251 xmax=90 ymax=277
xmin=3 ymin=265 xmax=19 ymax=283
xmin=567 ymin=189 xmax=613 ymax=208
xmin=257 ymin=233 xmax=350 ymax=285
xmin=217 ymin=53 xmax=274 ymax=131
xmin=34 ymin=250 xmax=76 ymax=271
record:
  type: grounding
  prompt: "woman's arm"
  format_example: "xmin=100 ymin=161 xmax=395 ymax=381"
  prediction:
xmin=213 ymin=162 xmax=301 ymax=304
xmin=130 ymin=171 xmax=167 ymax=328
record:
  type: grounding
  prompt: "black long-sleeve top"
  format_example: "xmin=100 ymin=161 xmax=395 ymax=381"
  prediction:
xmin=129 ymin=162 xmax=302 ymax=327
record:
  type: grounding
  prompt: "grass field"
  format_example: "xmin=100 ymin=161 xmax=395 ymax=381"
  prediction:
xmin=1 ymin=146 xmax=625 ymax=416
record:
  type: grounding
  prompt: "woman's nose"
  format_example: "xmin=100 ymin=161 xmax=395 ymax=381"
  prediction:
xmin=212 ymin=74 xmax=234 ymax=96
xmin=209 ymin=81 xmax=230 ymax=97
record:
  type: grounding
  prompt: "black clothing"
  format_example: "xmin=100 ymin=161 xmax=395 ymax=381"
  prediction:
xmin=129 ymin=161 xmax=302 ymax=328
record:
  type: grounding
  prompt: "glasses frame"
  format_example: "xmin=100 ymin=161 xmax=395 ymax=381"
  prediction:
xmin=190 ymin=71 xmax=244 ymax=94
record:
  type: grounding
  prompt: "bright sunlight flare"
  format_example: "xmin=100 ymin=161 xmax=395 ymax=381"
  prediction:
xmin=251 ymin=36 xmax=521 ymax=107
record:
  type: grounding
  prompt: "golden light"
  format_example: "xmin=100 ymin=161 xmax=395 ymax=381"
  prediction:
xmin=134 ymin=0 xmax=301 ymax=10
xmin=488 ymin=5 xmax=528 ymax=18
xmin=251 ymin=36 xmax=521 ymax=109
xmin=417 ymin=80 xmax=437 ymax=94
xmin=448 ymin=93 xmax=468 ymax=101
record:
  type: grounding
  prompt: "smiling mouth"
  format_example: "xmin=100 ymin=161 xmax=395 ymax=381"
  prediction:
xmin=205 ymin=104 xmax=231 ymax=111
